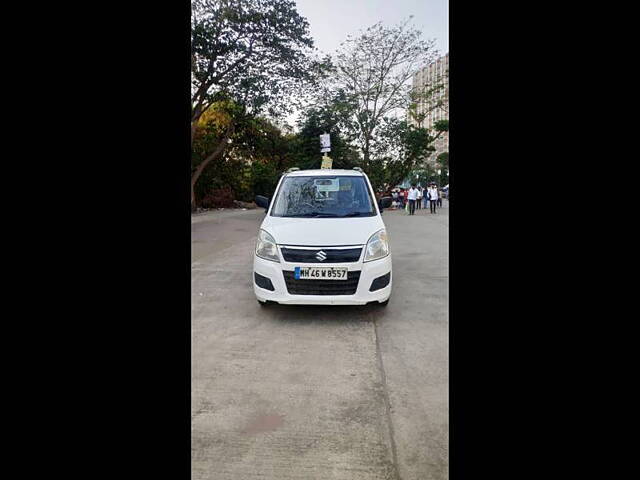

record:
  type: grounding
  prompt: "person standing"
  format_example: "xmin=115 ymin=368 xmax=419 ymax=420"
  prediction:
xmin=407 ymin=184 xmax=417 ymax=215
xmin=428 ymin=183 xmax=439 ymax=214
xmin=437 ymin=188 xmax=443 ymax=207
xmin=416 ymin=186 xmax=423 ymax=209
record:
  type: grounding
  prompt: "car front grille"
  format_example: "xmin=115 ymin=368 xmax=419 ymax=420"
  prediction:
xmin=282 ymin=270 xmax=361 ymax=295
xmin=280 ymin=247 xmax=362 ymax=263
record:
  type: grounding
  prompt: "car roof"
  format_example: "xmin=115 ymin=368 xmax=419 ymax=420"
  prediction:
xmin=285 ymin=169 xmax=364 ymax=177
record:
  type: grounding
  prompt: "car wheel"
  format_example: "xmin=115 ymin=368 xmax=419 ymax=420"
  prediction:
xmin=379 ymin=299 xmax=389 ymax=307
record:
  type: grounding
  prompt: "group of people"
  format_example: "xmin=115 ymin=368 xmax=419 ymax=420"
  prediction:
xmin=390 ymin=184 xmax=442 ymax=215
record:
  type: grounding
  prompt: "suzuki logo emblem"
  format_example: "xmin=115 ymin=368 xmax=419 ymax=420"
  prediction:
xmin=316 ymin=250 xmax=327 ymax=261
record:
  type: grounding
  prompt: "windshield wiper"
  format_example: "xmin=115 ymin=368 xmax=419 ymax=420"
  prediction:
xmin=288 ymin=212 xmax=369 ymax=218
xmin=287 ymin=212 xmax=339 ymax=218
xmin=340 ymin=212 xmax=367 ymax=217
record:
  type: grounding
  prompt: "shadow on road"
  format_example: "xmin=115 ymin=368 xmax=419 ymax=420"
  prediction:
xmin=258 ymin=302 xmax=388 ymax=325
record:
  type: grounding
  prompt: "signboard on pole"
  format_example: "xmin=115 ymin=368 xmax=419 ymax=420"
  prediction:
xmin=320 ymin=133 xmax=332 ymax=168
xmin=319 ymin=133 xmax=331 ymax=151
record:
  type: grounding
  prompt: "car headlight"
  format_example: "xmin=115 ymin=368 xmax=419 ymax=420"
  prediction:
xmin=364 ymin=229 xmax=389 ymax=262
xmin=255 ymin=230 xmax=280 ymax=262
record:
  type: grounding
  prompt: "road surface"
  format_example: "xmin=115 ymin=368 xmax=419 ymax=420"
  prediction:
xmin=192 ymin=203 xmax=449 ymax=479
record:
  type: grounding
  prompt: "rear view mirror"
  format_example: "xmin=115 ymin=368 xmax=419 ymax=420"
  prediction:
xmin=255 ymin=195 xmax=270 ymax=212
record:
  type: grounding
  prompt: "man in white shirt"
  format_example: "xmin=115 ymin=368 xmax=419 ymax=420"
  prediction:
xmin=407 ymin=184 xmax=418 ymax=215
xmin=428 ymin=183 xmax=439 ymax=214
xmin=416 ymin=186 xmax=423 ymax=210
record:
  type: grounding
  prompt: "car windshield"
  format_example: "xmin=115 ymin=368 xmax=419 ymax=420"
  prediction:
xmin=271 ymin=175 xmax=376 ymax=217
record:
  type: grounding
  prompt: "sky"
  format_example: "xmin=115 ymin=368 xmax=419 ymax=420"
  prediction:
xmin=295 ymin=0 xmax=448 ymax=58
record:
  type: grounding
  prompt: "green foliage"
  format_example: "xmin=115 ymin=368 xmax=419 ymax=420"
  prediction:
xmin=193 ymin=108 xmax=305 ymax=204
xmin=436 ymin=151 xmax=449 ymax=169
xmin=191 ymin=102 xmax=444 ymax=204
xmin=433 ymin=120 xmax=449 ymax=133
xmin=191 ymin=0 xmax=317 ymax=207
xmin=235 ymin=118 xmax=297 ymax=199
xmin=250 ymin=161 xmax=279 ymax=198
xmin=434 ymin=151 xmax=449 ymax=186
xmin=365 ymin=118 xmax=436 ymax=192
xmin=191 ymin=0 xmax=315 ymax=122
xmin=411 ymin=164 xmax=438 ymax=187
xmin=190 ymin=7 xmax=449 ymax=207
xmin=292 ymin=99 xmax=361 ymax=170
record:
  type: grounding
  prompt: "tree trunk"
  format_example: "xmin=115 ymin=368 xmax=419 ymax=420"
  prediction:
xmin=191 ymin=122 xmax=198 ymax=145
xmin=363 ymin=136 xmax=370 ymax=171
xmin=190 ymin=126 xmax=233 ymax=210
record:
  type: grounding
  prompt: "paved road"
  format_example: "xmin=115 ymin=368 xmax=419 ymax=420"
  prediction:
xmin=192 ymin=203 xmax=449 ymax=480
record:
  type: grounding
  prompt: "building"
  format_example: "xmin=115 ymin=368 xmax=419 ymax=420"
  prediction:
xmin=410 ymin=53 xmax=449 ymax=166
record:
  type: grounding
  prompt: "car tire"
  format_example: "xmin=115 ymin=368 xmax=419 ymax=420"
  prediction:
xmin=379 ymin=299 xmax=389 ymax=307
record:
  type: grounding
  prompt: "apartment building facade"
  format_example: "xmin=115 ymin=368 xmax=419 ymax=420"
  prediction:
xmin=411 ymin=53 xmax=449 ymax=166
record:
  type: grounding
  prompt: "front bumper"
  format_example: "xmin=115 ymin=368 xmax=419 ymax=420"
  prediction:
xmin=253 ymin=253 xmax=392 ymax=305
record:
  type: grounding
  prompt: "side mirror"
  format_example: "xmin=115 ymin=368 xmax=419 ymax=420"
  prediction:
xmin=255 ymin=195 xmax=270 ymax=212
xmin=378 ymin=196 xmax=392 ymax=211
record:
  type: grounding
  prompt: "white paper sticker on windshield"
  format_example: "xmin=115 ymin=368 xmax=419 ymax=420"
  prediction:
xmin=314 ymin=178 xmax=339 ymax=192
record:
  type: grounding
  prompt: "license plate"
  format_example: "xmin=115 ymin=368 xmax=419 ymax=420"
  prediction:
xmin=294 ymin=266 xmax=348 ymax=280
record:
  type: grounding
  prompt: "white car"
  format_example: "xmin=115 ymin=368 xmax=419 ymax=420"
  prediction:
xmin=253 ymin=168 xmax=393 ymax=306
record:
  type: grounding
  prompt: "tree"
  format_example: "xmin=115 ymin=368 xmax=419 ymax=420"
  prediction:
xmin=366 ymin=118 xmax=433 ymax=192
xmin=436 ymin=151 xmax=449 ymax=172
xmin=412 ymin=163 xmax=438 ymax=187
xmin=192 ymin=104 xmax=301 ymax=204
xmin=431 ymin=121 xmax=449 ymax=185
xmin=191 ymin=100 xmax=246 ymax=203
xmin=234 ymin=117 xmax=298 ymax=199
xmin=366 ymin=114 xmax=449 ymax=192
xmin=333 ymin=18 xmax=442 ymax=170
xmin=292 ymin=93 xmax=361 ymax=170
xmin=190 ymin=0 xmax=314 ymax=208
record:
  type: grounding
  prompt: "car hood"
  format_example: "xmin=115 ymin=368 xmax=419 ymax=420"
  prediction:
xmin=261 ymin=215 xmax=384 ymax=246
